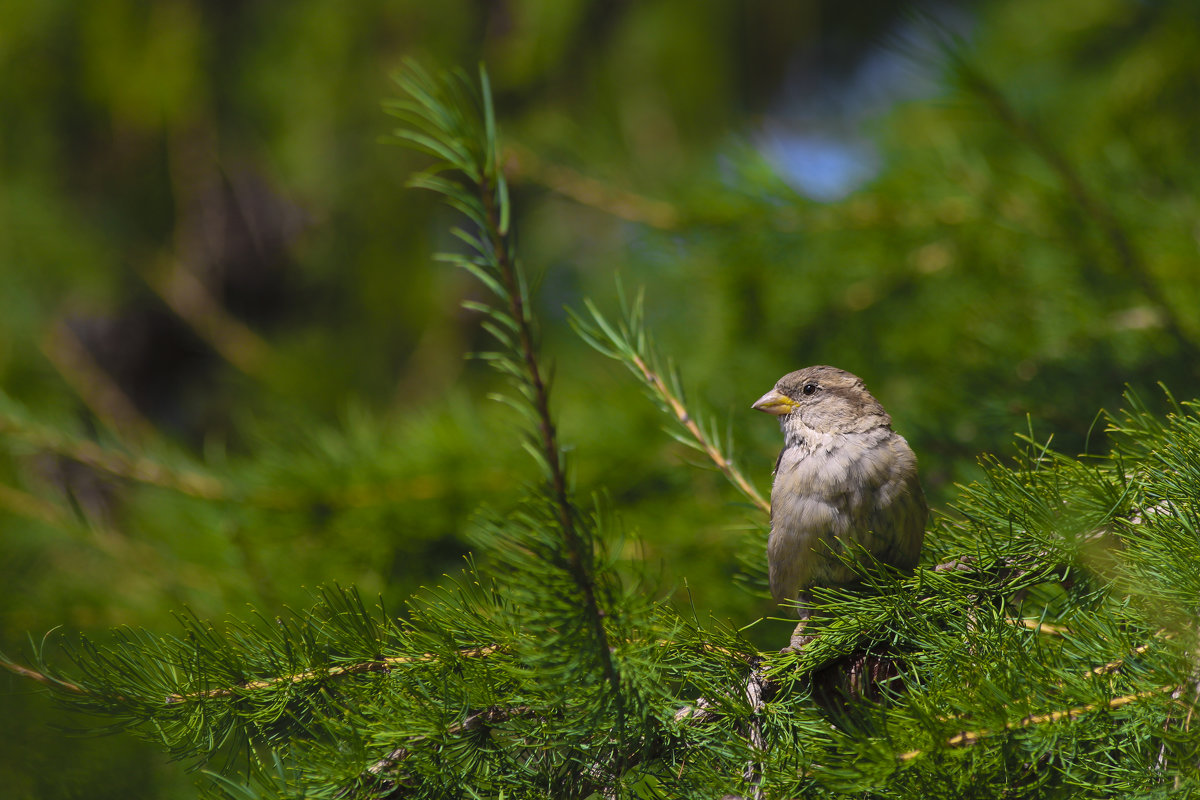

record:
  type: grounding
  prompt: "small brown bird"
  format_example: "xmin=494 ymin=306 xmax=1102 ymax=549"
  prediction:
xmin=752 ymin=366 xmax=927 ymax=630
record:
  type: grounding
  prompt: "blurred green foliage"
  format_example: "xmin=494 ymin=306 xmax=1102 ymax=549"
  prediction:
xmin=1 ymin=0 xmax=1198 ymax=796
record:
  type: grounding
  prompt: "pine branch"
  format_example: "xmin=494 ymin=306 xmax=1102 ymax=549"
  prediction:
xmin=2 ymin=387 xmax=508 ymax=511
xmin=0 ymin=482 xmax=68 ymax=526
xmin=1091 ymin=643 xmax=1154 ymax=677
xmin=899 ymin=684 xmax=1180 ymax=762
xmin=476 ymin=149 xmax=597 ymax=643
xmin=0 ymin=407 xmax=225 ymax=500
xmin=0 ymin=656 xmax=89 ymax=696
xmin=162 ymin=633 xmax=747 ymax=705
xmin=1009 ymin=618 xmax=1070 ymax=636
xmin=572 ymin=293 xmax=770 ymax=515
xmin=629 ymin=352 xmax=770 ymax=515
xmin=347 ymin=705 xmax=536 ymax=797
xmin=388 ymin=61 xmax=628 ymax=762
xmin=166 ymin=645 xmax=502 ymax=703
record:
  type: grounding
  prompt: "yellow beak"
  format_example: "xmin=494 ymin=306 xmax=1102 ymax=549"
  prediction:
xmin=751 ymin=388 xmax=798 ymax=415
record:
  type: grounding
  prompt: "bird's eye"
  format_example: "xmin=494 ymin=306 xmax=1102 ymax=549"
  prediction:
xmin=802 ymin=383 xmax=818 ymax=395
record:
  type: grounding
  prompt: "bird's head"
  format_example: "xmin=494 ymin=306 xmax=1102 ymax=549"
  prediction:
xmin=751 ymin=365 xmax=892 ymax=434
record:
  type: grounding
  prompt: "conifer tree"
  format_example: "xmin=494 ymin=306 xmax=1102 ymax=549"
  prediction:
xmin=4 ymin=61 xmax=1200 ymax=800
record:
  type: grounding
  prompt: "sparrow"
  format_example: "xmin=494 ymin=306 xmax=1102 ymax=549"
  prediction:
xmin=752 ymin=366 xmax=927 ymax=626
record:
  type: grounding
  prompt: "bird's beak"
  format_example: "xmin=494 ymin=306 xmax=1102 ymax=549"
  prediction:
xmin=751 ymin=388 xmax=798 ymax=415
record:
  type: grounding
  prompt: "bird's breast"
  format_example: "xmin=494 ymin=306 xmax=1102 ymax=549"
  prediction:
xmin=775 ymin=429 xmax=893 ymax=498
xmin=768 ymin=428 xmax=915 ymax=601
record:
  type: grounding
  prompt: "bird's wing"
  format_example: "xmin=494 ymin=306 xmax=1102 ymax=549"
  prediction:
xmin=864 ymin=438 xmax=927 ymax=571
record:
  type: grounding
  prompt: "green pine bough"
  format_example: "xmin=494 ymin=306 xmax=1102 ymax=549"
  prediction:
xmin=2 ymin=64 xmax=1199 ymax=799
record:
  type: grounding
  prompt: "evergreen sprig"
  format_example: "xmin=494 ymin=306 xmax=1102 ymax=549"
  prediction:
xmin=385 ymin=61 xmax=630 ymax=757
xmin=571 ymin=289 xmax=769 ymax=514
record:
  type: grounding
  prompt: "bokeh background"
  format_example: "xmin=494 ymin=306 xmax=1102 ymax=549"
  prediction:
xmin=3 ymin=0 xmax=1199 ymax=796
